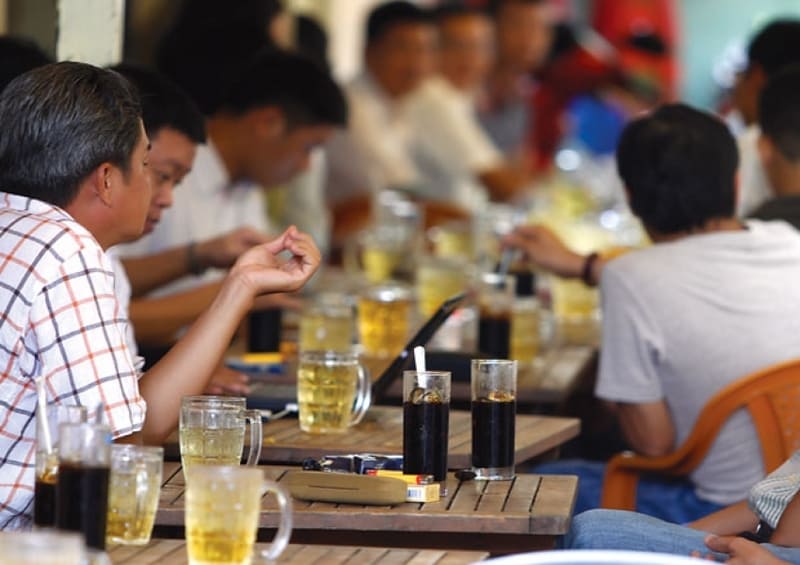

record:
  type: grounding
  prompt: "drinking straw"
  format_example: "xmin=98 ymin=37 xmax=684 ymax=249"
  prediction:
xmin=35 ymin=377 xmax=53 ymax=455
xmin=414 ymin=345 xmax=426 ymax=373
xmin=496 ymin=248 xmax=516 ymax=278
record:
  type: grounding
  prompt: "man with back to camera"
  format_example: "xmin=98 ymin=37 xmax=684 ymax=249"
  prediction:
xmin=504 ymin=103 xmax=800 ymax=524
xmin=0 ymin=62 xmax=320 ymax=529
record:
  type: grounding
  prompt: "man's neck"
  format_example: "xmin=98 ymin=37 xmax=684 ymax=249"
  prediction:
xmin=649 ymin=217 xmax=746 ymax=243
xmin=206 ymin=117 xmax=244 ymax=182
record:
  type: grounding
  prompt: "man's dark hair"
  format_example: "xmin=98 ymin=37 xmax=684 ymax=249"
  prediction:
xmin=432 ymin=3 xmax=489 ymax=25
xmin=486 ymin=0 xmax=546 ymax=18
xmin=111 ymin=64 xmax=206 ymax=144
xmin=218 ymin=47 xmax=347 ymax=128
xmin=0 ymin=36 xmax=52 ymax=92
xmin=759 ymin=65 xmax=800 ymax=162
xmin=747 ymin=19 xmax=800 ymax=77
xmin=0 ymin=62 xmax=142 ymax=208
xmin=296 ymin=14 xmax=329 ymax=71
xmin=616 ymin=104 xmax=738 ymax=235
xmin=366 ymin=1 xmax=431 ymax=45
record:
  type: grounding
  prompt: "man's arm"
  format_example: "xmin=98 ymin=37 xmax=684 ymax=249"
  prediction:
xmin=689 ymin=501 xmax=759 ymax=535
xmin=122 ymin=227 xmax=270 ymax=297
xmin=607 ymin=399 xmax=675 ymax=457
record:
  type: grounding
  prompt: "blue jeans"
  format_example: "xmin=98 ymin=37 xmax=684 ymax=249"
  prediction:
xmin=564 ymin=509 xmax=800 ymax=564
xmin=534 ymin=459 xmax=724 ymax=523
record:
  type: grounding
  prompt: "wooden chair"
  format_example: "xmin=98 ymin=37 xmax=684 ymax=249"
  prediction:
xmin=600 ymin=358 xmax=800 ymax=510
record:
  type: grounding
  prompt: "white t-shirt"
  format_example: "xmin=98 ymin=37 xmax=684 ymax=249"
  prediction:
xmin=406 ymin=76 xmax=502 ymax=212
xmin=736 ymin=125 xmax=773 ymax=217
xmin=118 ymin=140 xmax=269 ymax=297
xmin=597 ymin=220 xmax=800 ymax=505
xmin=344 ymin=73 xmax=420 ymax=192
xmin=107 ymin=248 xmax=137 ymax=357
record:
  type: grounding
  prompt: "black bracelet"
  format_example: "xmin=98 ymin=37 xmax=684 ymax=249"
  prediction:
xmin=581 ymin=252 xmax=599 ymax=286
xmin=186 ymin=241 xmax=207 ymax=275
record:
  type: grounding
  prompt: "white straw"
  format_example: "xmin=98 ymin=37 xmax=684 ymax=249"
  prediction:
xmin=35 ymin=377 xmax=53 ymax=455
xmin=414 ymin=345 xmax=426 ymax=373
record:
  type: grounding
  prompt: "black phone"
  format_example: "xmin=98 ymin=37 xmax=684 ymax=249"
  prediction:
xmin=371 ymin=292 xmax=466 ymax=402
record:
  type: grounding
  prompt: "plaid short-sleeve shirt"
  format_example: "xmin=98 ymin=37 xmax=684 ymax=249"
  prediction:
xmin=0 ymin=193 xmax=146 ymax=530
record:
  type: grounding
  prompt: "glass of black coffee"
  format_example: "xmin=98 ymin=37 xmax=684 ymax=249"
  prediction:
xmin=34 ymin=404 xmax=87 ymax=528
xmin=471 ymin=359 xmax=517 ymax=480
xmin=402 ymin=370 xmax=450 ymax=483
xmin=55 ymin=422 xmax=112 ymax=554
xmin=477 ymin=273 xmax=514 ymax=359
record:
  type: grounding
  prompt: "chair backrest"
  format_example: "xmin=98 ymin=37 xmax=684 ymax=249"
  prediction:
xmin=680 ymin=357 xmax=800 ymax=475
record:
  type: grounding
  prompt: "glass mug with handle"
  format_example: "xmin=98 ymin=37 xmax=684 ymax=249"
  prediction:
xmin=297 ymin=350 xmax=371 ymax=434
xmin=179 ymin=396 xmax=262 ymax=475
xmin=185 ymin=465 xmax=292 ymax=565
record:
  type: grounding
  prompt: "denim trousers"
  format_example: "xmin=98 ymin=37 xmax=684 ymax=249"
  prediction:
xmin=564 ymin=509 xmax=800 ymax=564
xmin=534 ymin=459 xmax=723 ymax=523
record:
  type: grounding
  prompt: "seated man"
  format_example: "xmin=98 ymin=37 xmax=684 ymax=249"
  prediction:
xmin=119 ymin=48 xmax=346 ymax=343
xmin=505 ymin=104 xmax=800 ymax=523
xmin=0 ymin=62 xmax=320 ymax=529
xmin=565 ymin=450 xmax=800 ymax=563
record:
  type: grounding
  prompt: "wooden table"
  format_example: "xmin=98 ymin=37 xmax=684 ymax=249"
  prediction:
xmin=164 ymin=406 xmax=580 ymax=469
xmin=154 ymin=462 xmax=577 ymax=554
xmin=108 ymin=539 xmax=488 ymax=564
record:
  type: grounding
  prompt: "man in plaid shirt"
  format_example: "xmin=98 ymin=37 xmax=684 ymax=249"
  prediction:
xmin=0 ymin=62 xmax=321 ymax=529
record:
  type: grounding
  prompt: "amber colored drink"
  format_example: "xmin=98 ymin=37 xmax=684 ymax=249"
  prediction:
xmin=297 ymin=361 xmax=358 ymax=433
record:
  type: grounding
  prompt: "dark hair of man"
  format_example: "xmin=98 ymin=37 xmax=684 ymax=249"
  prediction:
xmin=366 ymin=1 xmax=431 ymax=46
xmin=747 ymin=19 xmax=800 ymax=77
xmin=110 ymin=64 xmax=206 ymax=144
xmin=218 ymin=47 xmax=347 ymax=128
xmin=0 ymin=62 xmax=142 ymax=209
xmin=0 ymin=36 xmax=52 ymax=92
xmin=296 ymin=14 xmax=329 ymax=71
xmin=486 ymin=0 xmax=546 ymax=18
xmin=616 ymin=104 xmax=738 ymax=234
xmin=433 ymin=3 xmax=489 ymax=25
xmin=759 ymin=65 xmax=800 ymax=162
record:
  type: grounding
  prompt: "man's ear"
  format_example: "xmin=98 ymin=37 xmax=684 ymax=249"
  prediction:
xmin=90 ymin=163 xmax=115 ymax=207
xmin=249 ymin=106 xmax=286 ymax=140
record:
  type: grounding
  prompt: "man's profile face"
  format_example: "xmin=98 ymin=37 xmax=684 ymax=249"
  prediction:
xmin=252 ymin=123 xmax=334 ymax=187
xmin=495 ymin=1 xmax=554 ymax=72
xmin=117 ymin=122 xmax=153 ymax=242
xmin=142 ymin=127 xmax=197 ymax=235
xmin=367 ymin=23 xmax=437 ymax=98
xmin=439 ymin=13 xmax=495 ymax=92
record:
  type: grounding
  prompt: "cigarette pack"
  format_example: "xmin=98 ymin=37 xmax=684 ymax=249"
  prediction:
xmin=406 ymin=483 xmax=440 ymax=503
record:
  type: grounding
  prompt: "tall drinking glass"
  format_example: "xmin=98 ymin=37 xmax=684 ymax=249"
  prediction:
xmin=357 ymin=283 xmax=412 ymax=358
xmin=477 ymin=272 xmax=514 ymax=359
xmin=106 ymin=445 xmax=163 ymax=546
xmin=185 ymin=466 xmax=292 ymax=565
xmin=402 ymin=370 xmax=450 ymax=482
xmin=471 ymin=359 xmax=517 ymax=480
xmin=55 ymin=422 xmax=112 ymax=552
xmin=179 ymin=396 xmax=262 ymax=476
xmin=35 ymin=404 xmax=87 ymax=528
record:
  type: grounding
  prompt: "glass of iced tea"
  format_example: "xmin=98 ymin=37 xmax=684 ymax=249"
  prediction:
xmin=106 ymin=445 xmax=163 ymax=546
xmin=402 ymin=370 xmax=450 ymax=483
xmin=357 ymin=283 xmax=412 ymax=358
xmin=298 ymin=294 xmax=354 ymax=353
xmin=477 ymin=272 xmax=515 ymax=359
xmin=471 ymin=359 xmax=517 ymax=480
xmin=511 ymin=296 xmax=541 ymax=367
xmin=55 ymin=421 xmax=112 ymax=553
xmin=185 ymin=466 xmax=292 ymax=565
xmin=34 ymin=404 xmax=87 ymax=529
xmin=179 ymin=396 xmax=262 ymax=476
xmin=297 ymin=350 xmax=371 ymax=434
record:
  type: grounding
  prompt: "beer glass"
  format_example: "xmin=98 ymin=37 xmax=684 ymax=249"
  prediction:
xmin=471 ymin=359 xmax=517 ymax=480
xmin=415 ymin=255 xmax=471 ymax=318
xmin=297 ymin=350 xmax=371 ymax=434
xmin=298 ymin=295 xmax=354 ymax=352
xmin=402 ymin=370 xmax=450 ymax=482
xmin=185 ymin=466 xmax=292 ymax=565
xmin=477 ymin=272 xmax=514 ymax=359
xmin=35 ymin=404 xmax=87 ymax=528
xmin=179 ymin=396 xmax=262 ymax=475
xmin=511 ymin=297 xmax=541 ymax=366
xmin=0 ymin=530 xmax=86 ymax=565
xmin=106 ymin=445 xmax=163 ymax=546
xmin=55 ymin=421 xmax=112 ymax=552
xmin=357 ymin=283 xmax=412 ymax=358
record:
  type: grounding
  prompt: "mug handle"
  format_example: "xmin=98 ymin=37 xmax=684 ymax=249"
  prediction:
xmin=242 ymin=409 xmax=263 ymax=466
xmin=350 ymin=364 xmax=372 ymax=426
xmin=257 ymin=480 xmax=293 ymax=561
